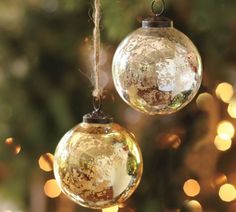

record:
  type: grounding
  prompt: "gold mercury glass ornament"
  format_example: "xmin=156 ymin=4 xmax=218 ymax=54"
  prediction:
xmin=112 ymin=0 xmax=202 ymax=115
xmin=53 ymin=98 xmax=143 ymax=209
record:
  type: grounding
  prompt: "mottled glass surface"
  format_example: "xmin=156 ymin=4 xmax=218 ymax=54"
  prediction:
xmin=112 ymin=27 xmax=202 ymax=115
xmin=54 ymin=122 xmax=143 ymax=209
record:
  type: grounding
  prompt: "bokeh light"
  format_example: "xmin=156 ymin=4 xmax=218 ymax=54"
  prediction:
xmin=156 ymin=133 xmax=181 ymax=149
xmin=13 ymin=144 xmax=21 ymax=155
xmin=228 ymin=101 xmax=236 ymax=118
xmin=102 ymin=205 xmax=119 ymax=212
xmin=217 ymin=121 xmax=235 ymax=138
xmin=38 ymin=153 xmax=54 ymax=172
xmin=196 ymin=92 xmax=214 ymax=110
xmin=183 ymin=200 xmax=202 ymax=212
xmin=219 ymin=184 xmax=236 ymax=202
xmin=214 ymin=134 xmax=232 ymax=151
xmin=183 ymin=179 xmax=201 ymax=197
xmin=212 ymin=173 xmax=228 ymax=188
xmin=5 ymin=138 xmax=14 ymax=145
xmin=5 ymin=137 xmax=21 ymax=155
xmin=215 ymin=82 xmax=234 ymax=103
xmin=44 ymin=179 xmax=61 ymax=198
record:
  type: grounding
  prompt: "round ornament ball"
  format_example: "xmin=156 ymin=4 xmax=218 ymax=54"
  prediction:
xmin=112 ymin=16 xmax=202 ymax=115
xmin=54 ymin=110 xmax=143 ymax=209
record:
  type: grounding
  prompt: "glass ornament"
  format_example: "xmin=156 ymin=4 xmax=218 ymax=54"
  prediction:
xmin=112 ymin=16 xmax=202 ymax=115
xmin=54 ymin=109 xmax=143 ymax=209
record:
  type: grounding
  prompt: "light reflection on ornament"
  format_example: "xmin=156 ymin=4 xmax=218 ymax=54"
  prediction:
xmin=215 ymin=82 xmax=234 ymax=103
xmin=219 ymin=184 xmax=236 ymax=202
xmin=214 ymin=134 xmax=232 ymax=151
xmin=183 ymin=179 xmax=201 ymax=197
xmin=228 ymin=100 xmax=236 ymax=118
xmin=102 ymin=205 xmax=119 ymax=212
xmin=38 ymin=153 xmax=54 ymax=172
xmin=217 ymin=121 xmax=235 ymax=139
xmin=44 ymin=179 xmax=61 ymax=198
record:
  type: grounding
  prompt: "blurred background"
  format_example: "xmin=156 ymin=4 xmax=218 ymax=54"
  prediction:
xmin=0 ymin=0 xmax=236 ymax=211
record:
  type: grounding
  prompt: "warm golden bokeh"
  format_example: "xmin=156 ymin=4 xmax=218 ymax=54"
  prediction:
xmin=156 ymin=133 xmax=181 ymax=149
xmin=13 ymin=144 xmax=22 ymax=155
xmin=215 ymin=82 xmax=234 ymax=103
xmin=102 ymin=205 xmax=119 ymax=212
xmin=5 ymin=137 xmax=22 ymax=155
xmin=228 ymin=101 xmax=236 ymax=118
xmin=5 ymin=137 xmax=14 ymax=145
xmin=214 ymin=134 xmax=232 ymax=151
xmin=212 ymin=173 xmax=228 ymax=188
xmin=217 ymin=121 xmax=235 ymax=139
xmin=196 ymin=92 xmax=214 ymax=110
xmin=183 ymin=179 xmax=201 ymax=197
xmin=38 ymin=153 xmax=54 ymax=172
xmin=44 ymin=179 xmax=61 ymax=198
xmin=219 ymin=184 xmax=236 ymax=202
xmin=186 ymin=200 xmax=202 ymax=212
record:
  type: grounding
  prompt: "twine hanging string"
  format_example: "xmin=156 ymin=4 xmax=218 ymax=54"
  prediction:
xmin=92 ymin=0 xmax=102 ymax=98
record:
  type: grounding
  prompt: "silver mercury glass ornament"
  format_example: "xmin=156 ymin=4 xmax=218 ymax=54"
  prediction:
xmin=53 ymin=97 xmax=143 ymax=209
xmin=112 ymin=0 xmax=202 ymax=115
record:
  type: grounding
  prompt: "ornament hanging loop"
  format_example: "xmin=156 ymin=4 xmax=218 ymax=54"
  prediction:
xmin=93 ymin=96 xmax=102 ymax=112
xmin=151 ymin=0 xmax=165 ymax=16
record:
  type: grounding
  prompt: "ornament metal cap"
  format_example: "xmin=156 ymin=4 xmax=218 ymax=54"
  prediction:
xmin=83 ymin=110 xmax=113 ymax=124
xmin=83 ymin=96 xmax=113 ymax=124
xmin=142 ymin=16 xmax=173 ymax=28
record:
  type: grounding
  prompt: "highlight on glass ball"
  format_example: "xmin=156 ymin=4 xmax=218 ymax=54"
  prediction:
xmin=112 ymin=16 xmax=202 ymax=115
xmin=53 ymin=114 xmax=143 ymax=209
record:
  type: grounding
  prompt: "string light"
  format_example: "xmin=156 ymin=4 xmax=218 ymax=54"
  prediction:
xmin=214 ymin=134 xmax=232 ymax=151
xmin=183 ymin=179 xmax=201 ymax=197
xmin=102 ymin=205 xmax=119 ymax=212
xmin=217 ymin=121 xmax=235 ymax=139
xmin=215 ymin=82 xmax=234 ymax=103
xmin=44 ymin=179 xmax=61 ymax=198
xmin=219 ymin=184 xmax=236 ymax=202
xmin=38 ymin=153 xmax=54 ymax=172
